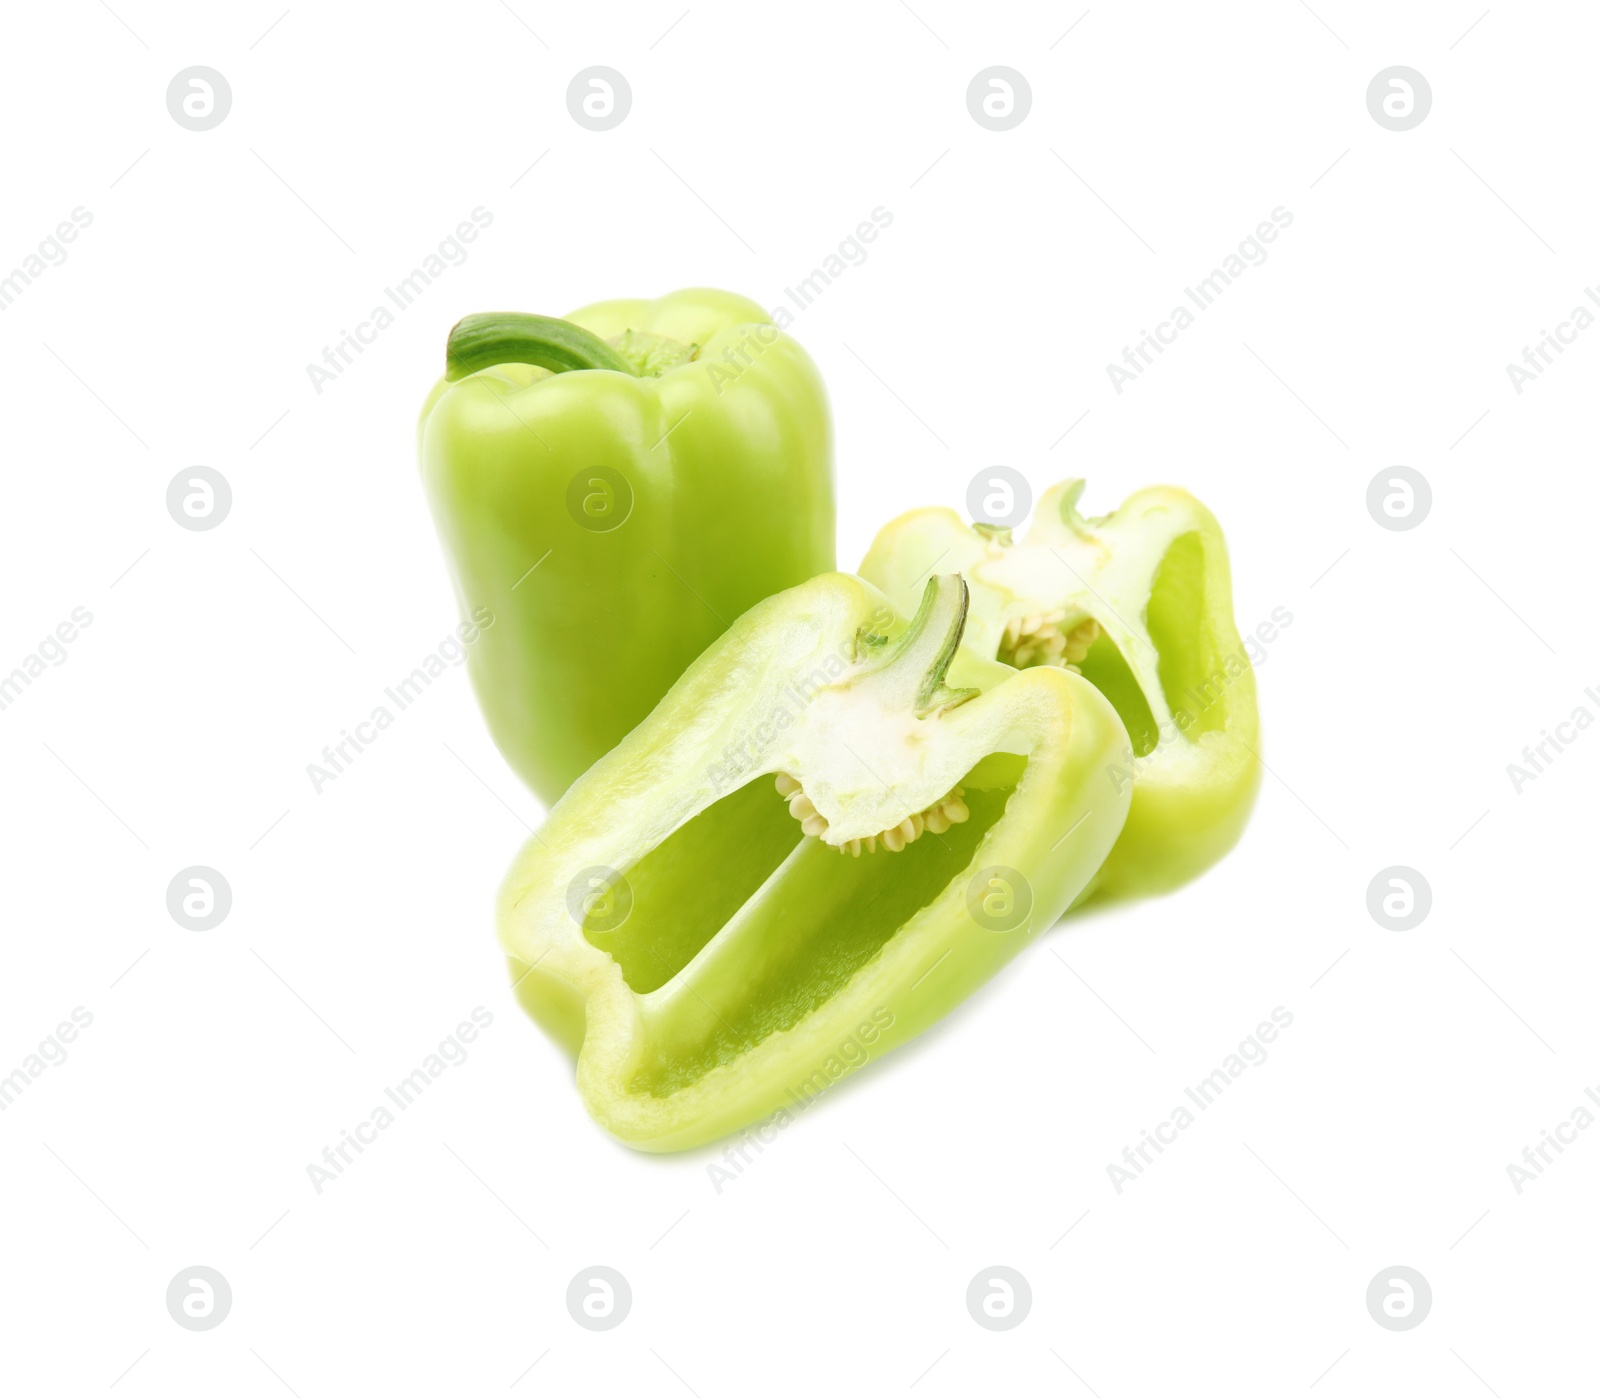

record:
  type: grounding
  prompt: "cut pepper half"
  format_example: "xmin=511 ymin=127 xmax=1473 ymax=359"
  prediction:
xmin=498 ymin=573 xmax=1131 ymax=1150
xmin=860 ymin=480 xmax=1259 ymax=901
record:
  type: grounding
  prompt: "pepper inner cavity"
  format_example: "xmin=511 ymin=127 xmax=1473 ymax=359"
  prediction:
xmin=627 ymin=762 xmax=1026 ymax=1097
xmin=774 ymin=772 xmax=969 ymax=856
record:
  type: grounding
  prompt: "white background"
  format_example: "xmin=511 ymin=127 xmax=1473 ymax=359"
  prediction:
xmin=2 ymin=1 xmax=1595 ymax=1394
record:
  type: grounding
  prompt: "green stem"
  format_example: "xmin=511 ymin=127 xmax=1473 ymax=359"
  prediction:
xmin=863 ymin=574 xmax=980 ymax=718
xmin=445 ymin=312 xmax=636 ymax=382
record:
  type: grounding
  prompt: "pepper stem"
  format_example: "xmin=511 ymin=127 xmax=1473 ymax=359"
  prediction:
xmin=445 ymin=312 xmax=636 ymax=382
xmin=862 ymin=574 xmax=980 ymax=718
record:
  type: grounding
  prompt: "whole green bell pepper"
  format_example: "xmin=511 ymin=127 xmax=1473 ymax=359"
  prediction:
xmin=498 ymin=572 xmax=1132 ymax=1150
xmin=860 ymin=479 xmax=1259 ymax=902
xmin=418 ymin=288 xmax=834 ymax=805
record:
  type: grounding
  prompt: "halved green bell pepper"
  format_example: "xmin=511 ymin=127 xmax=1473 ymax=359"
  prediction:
xmin=860 ymin=480 xmax=1259 ymax=901
xmin=418 ymin=288 xmax=834 ymax=805
xmin=498 ymin=572 xmax=1131 ymax=1150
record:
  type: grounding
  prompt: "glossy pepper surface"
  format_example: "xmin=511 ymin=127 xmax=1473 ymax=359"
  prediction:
xmin=860 ymin=479 xmax=1259 ymax=901
xmin=418 ymin=288 xmax=834 ymax=805
xmin=498 ymin=572 xmax=1132 ymax=1151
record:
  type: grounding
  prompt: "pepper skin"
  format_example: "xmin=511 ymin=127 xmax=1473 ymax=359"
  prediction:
xmin=860 ymin=480 xmax=1259 ymax=902
xmin=498 ymin=573 xmax=1132 ymax=1151
xmin=418 ymin=288 xmax=834 ymax=805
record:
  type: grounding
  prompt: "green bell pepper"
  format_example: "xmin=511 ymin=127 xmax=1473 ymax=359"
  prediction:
xmin=498 ymin=572 xmax=1132 ymax=1150
xmin=860 ymin=479 xmax=1259 ymax=901
xmin=418 ymin=288 xmax=834 ymax=805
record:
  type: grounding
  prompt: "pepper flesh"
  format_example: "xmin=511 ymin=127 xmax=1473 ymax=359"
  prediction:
xmin=498 ymin=573 xmax=1132 ymax=1151
xmin=860 ymin=480 xmax=1259 ymax=901
xmin=418 ymin=288 xmax=834 ymax=806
